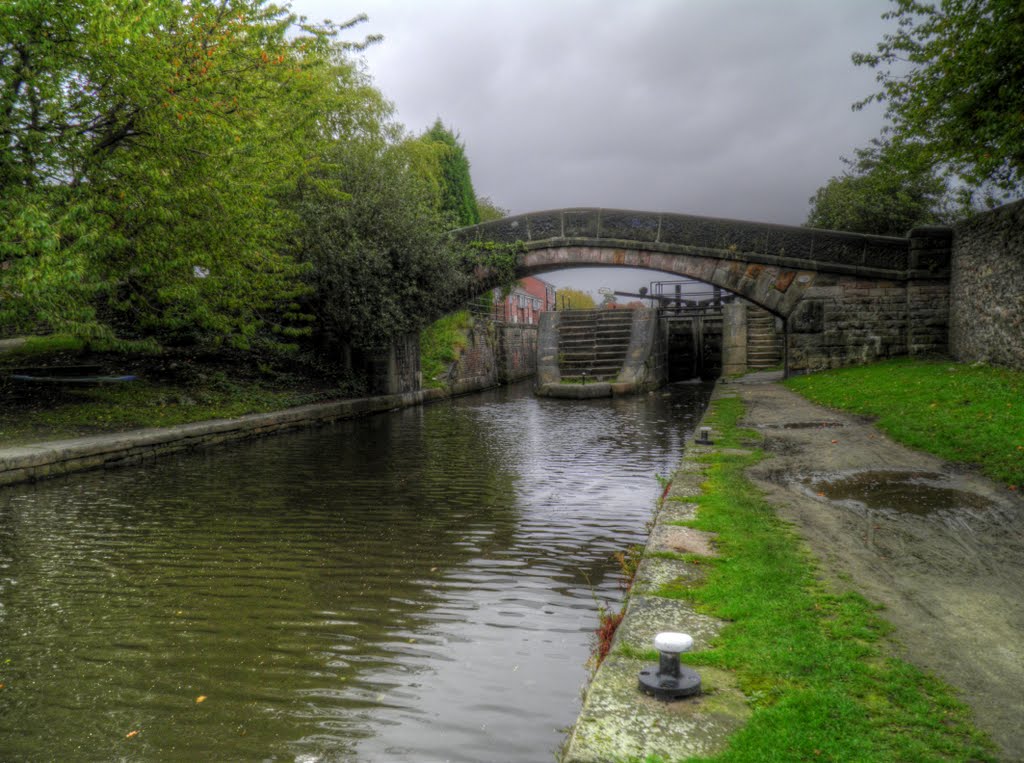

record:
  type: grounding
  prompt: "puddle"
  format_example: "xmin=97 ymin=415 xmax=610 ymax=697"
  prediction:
xmin=759 ymin=421 xmax=845 ymax=430
xmin=782 ymin=421 xmax=845 ymax=429
xmin=807 ymin=471 xmax=996 ymax=516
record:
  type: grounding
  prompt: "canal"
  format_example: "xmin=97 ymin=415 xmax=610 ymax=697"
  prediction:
xmin=0 ymin=381 xmax=713 ymax=761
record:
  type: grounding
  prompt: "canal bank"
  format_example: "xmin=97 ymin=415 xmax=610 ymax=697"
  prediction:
xmin=562 ymin=398 xmax=751 ymax=761
xmin=0 ymin=356 xmax=532 ymax=488
xmin=0 ymin=388 xmax=445 ymax=487
xmin=1 ymin=317 xmax=536 ymax=487
xmin=565 ymin=373 xmax=1014 ymax=762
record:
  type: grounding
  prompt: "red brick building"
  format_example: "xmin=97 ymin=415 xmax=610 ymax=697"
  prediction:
xmin=492 ymin=276 xmax=556 ymax=324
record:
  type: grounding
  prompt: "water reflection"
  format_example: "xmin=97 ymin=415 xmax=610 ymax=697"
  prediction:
xmin=0 ymin=381 xmax=711 ymax=761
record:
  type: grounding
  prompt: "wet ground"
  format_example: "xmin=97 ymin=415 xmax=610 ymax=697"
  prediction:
xmin=730 ymin=378 xmax=1024 ymax=761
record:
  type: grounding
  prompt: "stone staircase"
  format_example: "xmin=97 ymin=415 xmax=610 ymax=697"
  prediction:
xmin=746 ymin=306 xmax=782 ymax=370
xmin=557 ymin=309 xmax=635 ymax=381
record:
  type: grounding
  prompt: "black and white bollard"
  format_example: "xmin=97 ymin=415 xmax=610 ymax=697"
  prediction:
xmin=695 ymin=426 xmax=714 ymax=445
xmin=638 ymin=632 xmax=701 ymax=701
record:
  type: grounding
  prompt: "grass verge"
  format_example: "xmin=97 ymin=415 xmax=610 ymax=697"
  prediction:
xmin=784 ymin=358 xmax=1023 ymax=487
xmin=419 ymin=310 xmax=473 ymax=388
xmin=640 ymin=395 xmax=994 ymax=762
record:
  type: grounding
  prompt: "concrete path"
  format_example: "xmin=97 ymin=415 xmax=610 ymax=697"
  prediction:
xmin=732 ymin=377 xmax=1024 ymax=761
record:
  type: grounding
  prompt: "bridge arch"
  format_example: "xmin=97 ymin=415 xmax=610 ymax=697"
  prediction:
xmin=455 ymin=208 xmax=953 ymax=371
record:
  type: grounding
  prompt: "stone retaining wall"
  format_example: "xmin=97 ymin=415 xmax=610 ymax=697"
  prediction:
xmin=950 ymin=199 xmax=1024 ymax=370
xmin=443 ymin=319 xmax=538 ymax=394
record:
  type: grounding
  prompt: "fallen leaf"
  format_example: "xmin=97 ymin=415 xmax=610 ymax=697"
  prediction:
xmin=831 ymin=439 xmax=839 ymax=444
xmin=196 ymin=695 xmax=207 ymax=703
xmin=126 ymin=730 xmax=139 ymax=739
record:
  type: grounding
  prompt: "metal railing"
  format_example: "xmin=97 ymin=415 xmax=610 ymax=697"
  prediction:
xmin=648 ymin=280 xmax=735 ymax=316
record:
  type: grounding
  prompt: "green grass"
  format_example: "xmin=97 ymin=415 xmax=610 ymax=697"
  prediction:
xmin=785 ymin=358 xmax=1024 ymax=486
xmin=419 ymin=310 xmax=473 ymax=388
xmin=635 ymin=396 xmax=994 ymax=762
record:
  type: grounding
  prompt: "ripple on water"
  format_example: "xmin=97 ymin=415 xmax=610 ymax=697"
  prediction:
xmin=0 ymin=381 xmax=712 ymax=762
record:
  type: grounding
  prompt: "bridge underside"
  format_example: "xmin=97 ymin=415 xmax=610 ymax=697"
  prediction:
xmin=518 ymin=245 xmax=815 ymax=319
xmin=457 ymin=208 xmax=953 ymax=372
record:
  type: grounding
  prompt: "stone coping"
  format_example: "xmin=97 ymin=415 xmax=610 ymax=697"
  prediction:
xmin=563 ymin=387 xmax=750 ymax=762
xmin=536 ymin=382 xmax=614 ymax=399
xmin=0 ymin=388 xmax=446 ymax=488
xmin=454 ymin=207 xmax=939 ymax=277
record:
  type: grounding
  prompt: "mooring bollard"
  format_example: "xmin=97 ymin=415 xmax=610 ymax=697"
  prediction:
xmin=638 ymin=632 xmax=701 ymax=700
xmin=695 ymin=426 xmax=714 ymax=445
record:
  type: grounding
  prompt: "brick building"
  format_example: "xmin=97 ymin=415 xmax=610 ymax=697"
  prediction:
xmin=492 ymin=276 xmax=556 ymax=324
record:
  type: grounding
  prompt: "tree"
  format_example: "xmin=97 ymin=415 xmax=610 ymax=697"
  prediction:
xmin=419 ymin=119 xmax=479 ymax=228
xmin=555 ymin=288 xmax=596 ymax=310
xmin=854 ymin=0 xmax=1024 ymax=203
xmin=476 ymin=196 xmax=508 ymax=223
xmin=0 ymin=0 xmax=381 ymax=349
xmin=290 ymin=134 xmax=468 ymax=353
xmin=806 ymin=141 xmax=950 ymax=235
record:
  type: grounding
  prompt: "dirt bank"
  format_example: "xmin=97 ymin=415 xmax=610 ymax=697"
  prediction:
xmin=733 ymin=379 xmax=1024 ymax=762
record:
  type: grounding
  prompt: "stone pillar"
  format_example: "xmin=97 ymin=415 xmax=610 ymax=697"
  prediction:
xmin=907 ymin=226 xmax=953 ymax=357
xmin=536 ymin=311 xmax=561 ymax=386
xmin=721 ymin=302 xmax=748 ymax=376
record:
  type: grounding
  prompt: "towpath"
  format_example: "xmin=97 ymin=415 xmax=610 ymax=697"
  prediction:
xmin=734 ymin=376 xmax=1024 ymax=761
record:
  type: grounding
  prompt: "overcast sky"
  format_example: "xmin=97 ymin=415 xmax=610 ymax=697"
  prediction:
xmin=291 ymin=0 xmax=895 ymax=294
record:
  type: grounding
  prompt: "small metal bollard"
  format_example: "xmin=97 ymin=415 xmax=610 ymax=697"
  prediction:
xmin=638 ymin=632 xmax=701 ymax=701
xmin=695 ymin=426 xmax=714 ymax=445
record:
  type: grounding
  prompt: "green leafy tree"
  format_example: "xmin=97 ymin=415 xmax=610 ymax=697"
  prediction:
xmin=807 ymin=141 xmax=950 ymax=235
xmin=0 ymin=0 xmax=378 ymax=349
xmin=476 ymin=196 xmax=508 ymax=223
xmin=853 ymin=0 xmax=1024 ymax=203
xmin=419 ymin=119 xmax=479 ymax=228
xmin=290 ymin=134 xmax=468 ymax=353
xmin=556 ymin=288 xmax=596 ymax=310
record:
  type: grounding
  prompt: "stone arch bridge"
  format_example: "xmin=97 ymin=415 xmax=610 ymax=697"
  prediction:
xmin=455 ymin=208 xmax=952 ymax=372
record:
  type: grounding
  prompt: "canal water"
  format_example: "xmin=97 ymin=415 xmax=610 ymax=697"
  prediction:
xmin=0 ymin=381 xmax=712 ymax=761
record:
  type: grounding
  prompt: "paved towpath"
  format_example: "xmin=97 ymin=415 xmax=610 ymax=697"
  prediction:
xmin=733 ymin=377 xmax=1024 ymax=761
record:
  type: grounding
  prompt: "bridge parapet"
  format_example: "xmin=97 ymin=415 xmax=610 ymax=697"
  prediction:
xmin=456 ymin=208 xmax=948 ymax=279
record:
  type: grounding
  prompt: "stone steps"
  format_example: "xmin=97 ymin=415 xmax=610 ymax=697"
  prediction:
xmin=555 ymin=309 xmax=636 ymax=380
xmin=746 ymin=306 xmax=782 ymax=369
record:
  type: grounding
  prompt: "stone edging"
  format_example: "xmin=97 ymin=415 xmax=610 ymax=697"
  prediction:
xmin=562 ymin=386 xmax=749 ymax=762
xmin=0 ymin=388 xmax=448 ymax=488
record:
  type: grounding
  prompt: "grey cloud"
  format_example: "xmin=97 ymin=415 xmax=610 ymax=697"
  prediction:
xmin=295 ymin=0 xmax=894 ymax=226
